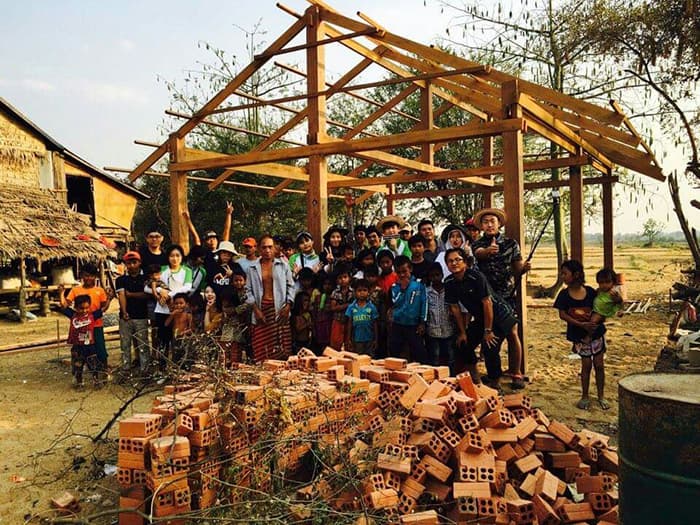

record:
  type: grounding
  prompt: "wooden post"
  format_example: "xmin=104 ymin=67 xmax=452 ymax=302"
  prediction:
xmin=387 ymin=184 xmax=395 ymax=215
xmin=306 ymin=6 xmax=328 ymax=250
xmin=481 ymin=135 xmax=494 ymax=208
xmin=501 ymin=80 xmax=527 ymax=373
xmin=169 ymin=134 xmax=189 ymax=254
xmin=18 ymin=255 xmax=26 ymax=323
xmin=569 ymin=165 xmax=584 ymax=265
xmin=602 ymin=179 xmax=614 ymax=270
xmin=420 ymin=81 xmax=434 ymax=166
xmin=52 ymin=152 xmax=67 ymax=203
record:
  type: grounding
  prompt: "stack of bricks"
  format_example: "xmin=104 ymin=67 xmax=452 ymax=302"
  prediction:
xmin=116 ymin=348 xmax=619 ymax=524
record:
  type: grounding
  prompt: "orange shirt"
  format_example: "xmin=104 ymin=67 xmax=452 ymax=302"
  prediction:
xmin=67 ymin=285 xmax=108 ymax=327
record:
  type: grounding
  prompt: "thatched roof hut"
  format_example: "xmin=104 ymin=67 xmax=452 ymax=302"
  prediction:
xmin=0 ymin=185 xmax=112 ymax=261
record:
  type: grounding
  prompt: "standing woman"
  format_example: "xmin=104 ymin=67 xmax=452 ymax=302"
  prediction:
xmin=151 ymin=245 xmax=193 ymax=367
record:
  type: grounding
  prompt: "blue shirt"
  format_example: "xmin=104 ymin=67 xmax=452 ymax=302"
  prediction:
xmin=345 ymin=300 xmax=378 ymax=343
xmin=390 ymin=278 xmax=427 ymax=326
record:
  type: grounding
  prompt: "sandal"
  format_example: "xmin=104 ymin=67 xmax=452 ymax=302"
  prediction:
xmin=598 ymin=398 xmax=611 ymax=410
xmin=576 ymin=398 xmax=590 ymax=410
xmin=511 ymin=375 xmax=526 ymax=390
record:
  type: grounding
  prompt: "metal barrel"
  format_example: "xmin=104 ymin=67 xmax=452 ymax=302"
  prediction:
xmin=618 ymin=373 xmax=700 ymax=524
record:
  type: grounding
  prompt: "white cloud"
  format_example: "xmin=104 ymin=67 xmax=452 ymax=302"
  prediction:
xmin=20 ymin=78 xmax=55 ymax=92
xmin=76 ymin=80 xmax=148 ymax=105
xmin=119 ymin=39 xmax=136 ymax=52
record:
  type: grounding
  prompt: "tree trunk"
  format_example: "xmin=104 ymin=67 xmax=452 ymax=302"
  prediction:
xmin=669 ymin=172 xmax=700 ymax=272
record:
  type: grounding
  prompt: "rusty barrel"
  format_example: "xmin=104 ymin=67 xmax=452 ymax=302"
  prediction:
xmin=618 ymin=373 xmax=700 ymax=524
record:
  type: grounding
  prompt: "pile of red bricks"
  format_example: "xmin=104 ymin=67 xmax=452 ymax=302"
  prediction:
xmin=116 ymin=348 xmax=620 ymax=524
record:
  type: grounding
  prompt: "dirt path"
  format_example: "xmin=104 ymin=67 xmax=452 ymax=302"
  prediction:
xmin=0 ymin=244 xmax=689 ymax=523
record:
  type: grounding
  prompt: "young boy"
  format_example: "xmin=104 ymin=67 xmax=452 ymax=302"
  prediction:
xmin=425 ymin=263 xmax=455 ymax=370
xmin=187 ymin=245 xmax=208 ymax=296
xmin=364 ymin=265 xmax=388 ymax=358
xmin=61 ymin=295 xmax=103 ymax=388
xmin=377 ymin=251 xmax=398 ymax=294
xmin=116 ymin=251 xmax=150 ymax=376
xmin=376 ymin=215 xmax=412 ymax=258
xmin=388 ymin=256 xmax=427 ymax=363
xmin=165 ymin=293 xmax=194 ymax=368
xmin=329 ymin=264 xmax=354 ymax=350
xmin=344 ymin=279 xmax=379 ymax=356
xmin=62 ymin=263 xmax=111 ymax=370
xmin=408 ymin=234 xmax=431 ymax=282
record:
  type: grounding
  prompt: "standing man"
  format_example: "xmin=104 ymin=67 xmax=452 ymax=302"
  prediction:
xmin=471 ymin=208 xmax=530 ymax=383
xmin=139 ymin=229 xmax=168 ymax=270
xmin=245 ymin=235 xmax=295 ymax=361
xmin=238 ymin=237 xmax=259 ymax=275
xmin=116 ymin=251 xmax=150 ymax=377
xmin=444 ymin=248 xmax=525 ymax=389
xmin=417 ymin=219 xmax=439 ymax=261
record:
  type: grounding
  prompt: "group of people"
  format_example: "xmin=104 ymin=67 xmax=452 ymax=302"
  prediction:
xmin=59 ymin=197 xmax=624 ymax=407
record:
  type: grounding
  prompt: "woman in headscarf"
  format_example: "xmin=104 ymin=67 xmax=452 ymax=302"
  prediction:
xmin=435 ymin=224 xmax=473 ymax=279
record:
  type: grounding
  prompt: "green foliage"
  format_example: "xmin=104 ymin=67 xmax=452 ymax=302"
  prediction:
xmin=641 ymin=217 xmax=663 ymax=246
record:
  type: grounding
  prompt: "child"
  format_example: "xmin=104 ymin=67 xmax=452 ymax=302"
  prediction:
xmin=291 ymin=292 xmax=313 ymax=352
xmin=215 ymin=284 xmax=249 ymax=365
xmin=62 ymin=295 xmax=103 ymax=388
xmin=329 ymin=264 xmax=354 ymax=350
xmin=312 ymin=275 xmax=335 ymax=354
xmin=377 ymin=250 xmax=398 ymax=294
xmin=353 ymin=249 xmax=376 ymax=280
xmin=344 ymin=279 xmax=379 ymax=356
xmin=388 ymin=256 xmax=427 ymax=363
xmin=425 ymin=263 xmax=455 ymax=370
xmin=553 ymin=260 xmax=609 ymax=410
xmin=297 ymin=268 xmax=317 ymax=297
xmin=365 ymin=265 xmax=388 ymax=358
xmin=591 ymin=268 xmax=626 ymax=326
xmin=147 ymin=264 xmax=170 ymax=298
xmin=408 ymin=234 xmax=431 ymax=282
xmin=115 ymin=251 xmax=150 ymax=376
xmin=290 ymin=231 xmax=322 ymax=278
xmin=62 ymin=263 xmax=110 ymax=370
xmin=187 ymin=245 xmax=208 ymax=296
xmin=165 ymin=293 xmax=193 ymax=368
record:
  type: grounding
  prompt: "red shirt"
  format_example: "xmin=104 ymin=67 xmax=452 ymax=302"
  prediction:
xmin=378 ymin=272 xmax=398 ymax=295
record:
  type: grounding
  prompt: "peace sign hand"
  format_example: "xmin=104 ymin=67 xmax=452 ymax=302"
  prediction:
xmin=324 ymin=247 xmax=334 ymax=263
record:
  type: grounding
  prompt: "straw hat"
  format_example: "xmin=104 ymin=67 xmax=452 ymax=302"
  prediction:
xmin=474 ymin=208 xmax=507 ymax=226
xmin=376 ymin=215 xmax=406 ymax=231
xmin=214 ymin=240 xmax=239 ymax=255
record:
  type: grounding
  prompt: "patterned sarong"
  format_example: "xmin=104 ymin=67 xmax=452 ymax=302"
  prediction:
xmin=251 ymin=300 xmax=291 ymax=362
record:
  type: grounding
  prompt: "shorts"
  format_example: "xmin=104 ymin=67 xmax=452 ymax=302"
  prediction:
xmin=573 ymin=336 xmax=606 ymax=358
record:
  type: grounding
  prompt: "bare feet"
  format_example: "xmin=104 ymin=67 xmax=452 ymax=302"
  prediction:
xmin=576 ymin=397 xmax=590 ymax=410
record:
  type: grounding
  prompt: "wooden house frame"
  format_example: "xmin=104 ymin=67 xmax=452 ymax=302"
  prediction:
xmin=126 ymin=1 xmax=664 ymax=364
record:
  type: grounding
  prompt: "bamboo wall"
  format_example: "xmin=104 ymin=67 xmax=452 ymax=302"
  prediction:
xmin=0 ymin=112 xmax=45 ymax=188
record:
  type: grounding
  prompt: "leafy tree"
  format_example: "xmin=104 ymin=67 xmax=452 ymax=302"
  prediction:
xmin=571 ymin=0 xmax=700 ymax=269
xmin=641 ymin=218 xmax=663 ymax=246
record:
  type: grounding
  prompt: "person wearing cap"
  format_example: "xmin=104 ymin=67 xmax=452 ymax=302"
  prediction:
xmin=376 ymin=215 xmax=412 ymax=259
xmin=464 ymin=218 xmax=481 ymax=243
xmin=209 ymin=240 xmax=244 ymax=298
xmin=245 ymin=234 xmax=295 ymax=361
xmin=472 ymin=208 xmax=529 ymax=388
xmin=399 ymin=222 xmax=413 ymax=242
xmin=289 ymin=231 xmax=322 ymax=279
xmin=237 ymin=237 xmax=259 ymax=275
xmin=116 ymin=251 xmax=151 ymax=376
xmin=417 ymin=219 xmax=440 ymax=259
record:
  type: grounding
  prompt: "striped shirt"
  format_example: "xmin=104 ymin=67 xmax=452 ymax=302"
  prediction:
xmin=426 ymin=285 xmax=454 ymax=339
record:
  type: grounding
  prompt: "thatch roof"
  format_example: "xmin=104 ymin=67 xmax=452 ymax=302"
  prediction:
xmin=0 ymin=185 xmax=113 ymax=260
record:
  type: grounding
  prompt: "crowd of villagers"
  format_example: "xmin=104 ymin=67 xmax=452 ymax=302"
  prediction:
xmin=59 ymin=197 xmax=624 ymax=408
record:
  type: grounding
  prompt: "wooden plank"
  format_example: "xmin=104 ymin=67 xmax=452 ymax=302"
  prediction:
xmin=602 ymin=180 xmax=614 ymax=270
xmin=327 ymin=166 xmax=496 ymax=188
xmin=547 ymin=105 xmax=640 ymax=147
xmin=173 ymin=119 xmax=524 ymax=172
xmin=569 ymin=164 xmax=584 ymax=264
xmin=421 ymin=81 xmax=435 ymax=166
xmin=169 ymin=135 xmax=189 ymax=255
xmin=313 ymin=2 xmax=623 ymax=125
xmin=482 ymin=135 xmax=493 ymax=207
xmin=578 ymin=130 xmax=665 ymax=181
xmin=343 ymin=85 xmax=419 ymax=140
xmin=501 ymin=80 xmax=526 ymax=374
xmin=306 ymin=7 xmax=329 ymax=248
xmin=128 ymin=14 xmax=308 ymax=181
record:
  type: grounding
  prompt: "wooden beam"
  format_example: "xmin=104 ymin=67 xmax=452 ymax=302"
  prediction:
xmin=253 ymin=27 xmax=378 ymax=60
xmin=177 ymin=118 xmax=525 ymax=174
xmin=128 ymin=14 xmax=308 ymax=181
xmin=327 ymin=166 xmax=496 ymax=188
xmin=501 ymin=80 xmax=527 ymax=374
xmin=482 ymin=135 xmax=493 ymax=207
xmin=579 ymin=129 xmax=665 ymax=181
xmin=275 ymin=60 xmax=420 ymax=122
xmin=421 ymin=81 xmax=435 ymax=166
xmin=569 ymin=164 xmax=584 ymax=264
xmin=386 ymin=184 xmax=394 ymax=214
xmin=342 ymin=84 xmax=418 ymax=140
xmin=602 ymin=179 xmax=614 ymax=270
xmin=611 ymin=100 xmax=660 ymax=162
xmin=169 ymin=134 xmax=189 ymax=254
xmin=546 ymin=105 xmax=641 ymax=147
xmin=390 ymin=175 xmax=619 ymax=200
xmin=306 ymin=6 xmax=328 ymax=248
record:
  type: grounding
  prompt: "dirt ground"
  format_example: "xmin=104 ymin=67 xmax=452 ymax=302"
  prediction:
xmin=0 ymin=244 xmax=691 ymax=524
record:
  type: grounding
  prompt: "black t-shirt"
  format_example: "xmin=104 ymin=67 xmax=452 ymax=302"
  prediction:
xmin=411 ymin=259 xmax=432 ymax=283
xmin=208 ymin=261 xmax=244 ymax=297
xmin=139 ymin=248 xmax=168 ymax=271
xmin=115 ymin=273 xmax=148 ymax=319
xmin=553 ymin=285 xmax=598 ymax=342
xmin=445 ymin=268 xmax=491 ymax=321
xmin=204 ymin=250 xmax=219 ymax=281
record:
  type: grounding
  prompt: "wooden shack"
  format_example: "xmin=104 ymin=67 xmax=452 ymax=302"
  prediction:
xmin=0 ymin=97 xmax=148 ymax=246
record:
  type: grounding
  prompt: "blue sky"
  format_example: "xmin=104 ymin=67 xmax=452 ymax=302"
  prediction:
xmin=1 ymin=0 xmax=695 ymax=234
